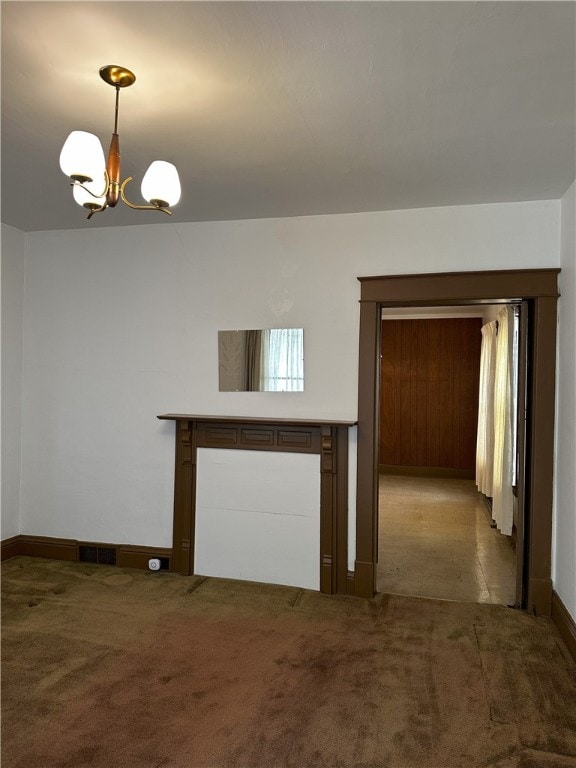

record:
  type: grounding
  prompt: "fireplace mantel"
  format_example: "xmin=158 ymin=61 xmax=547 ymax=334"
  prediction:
xmin=158 ymin=414 xmax=357 ymax=594
xmin=158 ymin=414 xmax=357 ymax=427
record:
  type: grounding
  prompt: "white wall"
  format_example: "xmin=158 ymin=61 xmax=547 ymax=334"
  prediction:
xmin=1 ymin=224 xmax=25 ymax=539
xmin=554 ymin=181 xmax=576 ymax=620
xmin=20 ymin=201 xmax=560 ymax=578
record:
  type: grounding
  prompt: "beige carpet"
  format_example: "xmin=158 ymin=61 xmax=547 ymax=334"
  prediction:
xmin=2 ymin=556 xmax=576 ymax=768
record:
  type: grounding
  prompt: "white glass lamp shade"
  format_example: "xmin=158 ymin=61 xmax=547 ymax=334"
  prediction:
xmin=59 ymin=131 xmax=105 ymax=182
xmin=72 ymin=179 xmax=106 ymax=209
xmin=141 ymin=161 xmax=181 ymax=207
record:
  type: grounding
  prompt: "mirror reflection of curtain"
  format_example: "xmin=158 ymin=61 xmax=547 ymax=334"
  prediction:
xmin=260 ymin=328 xmax=304 ymax=392
xmin=492 ymin=306 xmax=515 ymax=535
xmin=476 ymin=320 xmax=498 ymax=496
xmin=245 ymin=330 xmax=262 ymax=392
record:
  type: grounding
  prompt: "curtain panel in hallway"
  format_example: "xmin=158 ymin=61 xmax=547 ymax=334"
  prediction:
xmin=492 ymin=306 xmax=515 ymax=535
xmin=476 ymin=321 xmax=498 ymax=496
xmin=476 ymin=308 xmax=515 ymax=535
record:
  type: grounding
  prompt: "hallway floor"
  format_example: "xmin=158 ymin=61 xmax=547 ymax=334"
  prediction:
xmin=377 ymin=474 xmax=517 ymax=604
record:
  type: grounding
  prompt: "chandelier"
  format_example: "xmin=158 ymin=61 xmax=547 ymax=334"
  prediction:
xmin=59 ymin=65 xmax=181 ymax=219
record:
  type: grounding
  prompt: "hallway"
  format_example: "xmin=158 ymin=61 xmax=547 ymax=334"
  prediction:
xmin=377 ymin=474 xmax=517 ymax=604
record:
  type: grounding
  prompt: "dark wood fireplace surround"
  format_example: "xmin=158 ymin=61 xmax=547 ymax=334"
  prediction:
xmin=158 ymin=415 xmax=357 ymax=595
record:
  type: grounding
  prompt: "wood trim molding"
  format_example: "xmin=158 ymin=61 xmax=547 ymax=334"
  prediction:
xmin=336 ymin=426 xmax=350 ymax=594
xmin=1 ymin=536 xmax=22 ymax=561
xmin=1 ymin=535 xmax=172 ymax=572
xmin=552 ymin=591 xmax=576 ymax=663
xmin=159 ymin=414 xmax=357 ymax=428
xmin=353 ymin=560 xmax=375 ymax=599
xmin=159 ymin=415 xmax=356 ymax=595
xmin=356 ymin=300 xmax=381 ymax=597
xmin=359 ymin=269 xmax=561 ymax=303
xmin=117 ymin=544 xmax=172 ymax=571
xmin=20 ymin=535 xmax=77 ymax=561
xmin=356 ymin=269 xmax=560 ymax=612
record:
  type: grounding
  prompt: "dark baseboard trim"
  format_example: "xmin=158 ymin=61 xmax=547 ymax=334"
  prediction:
xmin=379 ymin=464 xmax=475 ymax=480
xmin=117 ymin=544 xmax=172 ymax=571
xmin=21 ymin=535 xmax=78 ymax=561
xmin=1 ymin=535 xmax=173 ymax=572
xmin=552 ymin=590 xmax=576 ymax=663
xmin=1 ymin=535 xmax=22 ymax=561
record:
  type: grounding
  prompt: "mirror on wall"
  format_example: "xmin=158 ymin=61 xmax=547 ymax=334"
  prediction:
xmin=218 ymin=328 xmax=304 ymax=392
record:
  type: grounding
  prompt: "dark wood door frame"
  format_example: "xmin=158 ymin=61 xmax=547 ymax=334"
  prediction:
xmin=355 ymin=269 xmax=560 ymax=617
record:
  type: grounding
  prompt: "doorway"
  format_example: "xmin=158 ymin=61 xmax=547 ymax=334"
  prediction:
xmin=354 ymin=269 xmax=559 ymax=616
xmin=376 ymin=306 xmax=517 ymax=604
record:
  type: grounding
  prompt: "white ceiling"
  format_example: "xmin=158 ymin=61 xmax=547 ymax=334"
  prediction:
xmin=2 ymin=1 xmax=575 ymax=232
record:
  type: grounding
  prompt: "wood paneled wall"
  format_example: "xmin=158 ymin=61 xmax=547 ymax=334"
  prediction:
xmin=379 ymin=318 xmax=482 ymax=471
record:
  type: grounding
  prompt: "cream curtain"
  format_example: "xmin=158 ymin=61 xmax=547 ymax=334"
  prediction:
xmin=476 ymin=308 xmax=516 ymax=535
xmin=476 ymin=321 xmax=498 ymax=496
xmin=491 ymin=306 xmax=515 ymax=535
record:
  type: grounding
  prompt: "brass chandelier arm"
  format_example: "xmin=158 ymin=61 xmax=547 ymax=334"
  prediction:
xmin=71 ymin=175 xmax=173 ymax=217
xmin=70 ymin=174 xmax=108 ymax=199
xmin=119 ymin=177 xmax=173 ymax=215
xmin=69 ymin=176 xmax=108 ymax=218
xmin=86 ymin=204 xmax=108 ymax=220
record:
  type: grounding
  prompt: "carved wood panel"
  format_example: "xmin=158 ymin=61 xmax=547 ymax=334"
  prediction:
xmin=196 ymin=422 xmax=320 ymax=453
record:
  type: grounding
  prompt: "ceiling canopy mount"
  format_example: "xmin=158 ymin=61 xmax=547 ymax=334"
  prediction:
xmin=99 ymin=65 xmax=136 ymax=89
